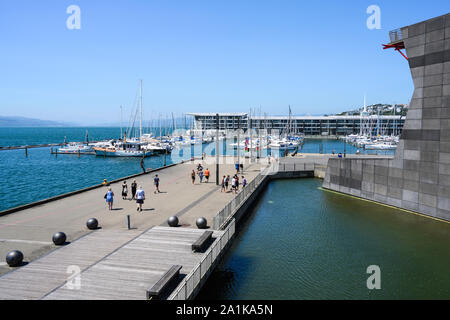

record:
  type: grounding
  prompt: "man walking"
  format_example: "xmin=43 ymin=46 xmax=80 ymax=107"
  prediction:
xmin=135 ymin=186 xmax=145 ymax=212
xmin=204 ymin=168 xmax=210 ymax=183
xmin=154 ymin=175 xmax=160 ymax=194
xmin=231 ymin=176 xmax=236 ymax=194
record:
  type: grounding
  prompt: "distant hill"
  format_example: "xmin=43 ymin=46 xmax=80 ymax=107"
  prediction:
xmin=0 ymin=116 xmax=76 ymax=127
xmin=335 ymin=104 xmax=408 ymax=117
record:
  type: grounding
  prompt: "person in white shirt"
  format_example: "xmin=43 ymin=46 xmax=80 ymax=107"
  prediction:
xmin=135 ymin=186 xmax=145 ymax=212
xmin=231 ymin=177 xmax=236 ymax=194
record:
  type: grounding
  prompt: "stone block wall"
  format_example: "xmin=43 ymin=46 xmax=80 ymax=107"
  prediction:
xmin=323 ymin=13 xmax=450 ymax=222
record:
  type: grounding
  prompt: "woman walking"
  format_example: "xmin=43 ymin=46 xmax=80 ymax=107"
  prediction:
xmin=191 ymin=170 xmax=196 ymax=185
xmin=225 ymin=175 xmax=230 ymax=191
xmin=135 ymin=186 xmax=145 ymax=212
xmin=198 ymin=169 xmax=204 ymax=183
xmin=221 ymin=176 xmax=226 ymax=193
xmin=122 ymin=181 xmax=128 ymax=200
xmin=131 ymin=180 xmax=137 ymax=201
xmin=105 ymin=187 xmax=114 ymax=210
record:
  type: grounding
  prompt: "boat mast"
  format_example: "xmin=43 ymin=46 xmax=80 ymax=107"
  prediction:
xmin=172 ymin=112 xmax=175 ymax=134
xmin=360 ymin=95 xmax=365 ymax=136
xmin=288 ymin=105 xmax=292 ymax=137
xmin=140 ymin=79 xmax=143 ymax=140
xmin=159 ymin=114 xmax=162 ymax=143
xmin=120 ymin=105 xmax=123 ymax=140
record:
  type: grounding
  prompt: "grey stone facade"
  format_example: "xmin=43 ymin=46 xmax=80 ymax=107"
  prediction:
xmin=323 ymin=13 xmax=450 ymax=222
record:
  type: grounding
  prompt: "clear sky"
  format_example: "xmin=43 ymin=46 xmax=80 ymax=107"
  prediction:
xmin=0 ymin=0 xmax=449 ymax=125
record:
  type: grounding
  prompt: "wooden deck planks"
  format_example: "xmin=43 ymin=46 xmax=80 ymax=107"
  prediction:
xmin=43 ymin=227 xmax=223 ymax=300
xmin=0 ymin=229 xmax=141 ymax=300
xmin=0 ymin=225 xmax=224 ymax=300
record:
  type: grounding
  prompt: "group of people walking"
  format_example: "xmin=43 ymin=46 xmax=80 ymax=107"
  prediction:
xmin=104 ymin=175 xmax=161 ymax=211
xmin=105 ymin=163 xmax=248 ymax=212
xmin=189 ymin=164 xmax=247 ymax=194
xmin=191 ymin=163 xmax=210 ymax=184
xmin=221 ymin=174 xmax=246 ymax=194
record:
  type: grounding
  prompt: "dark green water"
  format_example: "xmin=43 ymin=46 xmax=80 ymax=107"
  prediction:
xmin=197 ymin=179 xmax=450 ymax=300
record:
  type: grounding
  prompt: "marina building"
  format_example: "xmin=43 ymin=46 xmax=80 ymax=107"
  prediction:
xmin=187 ymin=113 xmax=405 ymax=136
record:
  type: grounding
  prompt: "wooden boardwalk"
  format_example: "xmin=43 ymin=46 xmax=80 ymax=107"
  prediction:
xmin=0 ymin=158 xmax=262 ymax=276
xmin=0 ymin=227 xmax=224 ymax=300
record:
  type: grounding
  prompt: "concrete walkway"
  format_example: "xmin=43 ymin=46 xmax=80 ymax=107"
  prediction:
xmin=0 ymin=157 xmax=263 ymax=275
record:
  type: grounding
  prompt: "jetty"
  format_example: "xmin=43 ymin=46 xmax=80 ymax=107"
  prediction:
xmin=0 ymin=154 xmax=392 ymax=300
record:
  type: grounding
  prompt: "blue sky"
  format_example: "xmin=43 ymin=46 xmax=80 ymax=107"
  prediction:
xmin=0 ymin=0 xmax=448 ymax=125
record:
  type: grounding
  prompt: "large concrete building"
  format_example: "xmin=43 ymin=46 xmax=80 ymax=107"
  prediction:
xmin=323 ymin=13 xmax=450 ymax=221
xmin=188 ymin=113 xmax=405 ymax=136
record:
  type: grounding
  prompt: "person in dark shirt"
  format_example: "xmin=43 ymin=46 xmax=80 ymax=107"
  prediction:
xmin=122 ymin=181 xmax=128 ymax=200
xmin=154 ymin=175 xmax=160 ymax=194
xmin=131 ymin=180 xmax=137 ymax=200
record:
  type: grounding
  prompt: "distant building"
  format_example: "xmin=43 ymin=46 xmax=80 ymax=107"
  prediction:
xmin=187 ymin=113 xmax=405 ymax=136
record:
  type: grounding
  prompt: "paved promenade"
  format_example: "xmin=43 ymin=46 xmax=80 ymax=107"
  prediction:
xmin=0 ymin=157 xmax=263 ymax=275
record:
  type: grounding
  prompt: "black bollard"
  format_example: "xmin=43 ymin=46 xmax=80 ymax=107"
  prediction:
xmin=168 ymin=216 xmax=179 ymax=227
xmin=127 ymin=215 xmax=131 ymax=230
xmin=25 ymin=147 xmax=28 ymax=157
xmin=52 ymin=232 xmax=67 ymax=245
xmin=196 ymin=217 xmax=207 ymax=229
xmin=6 ymin=250 xmax=24 ymax=267
xmin=86 ymin=218 xmax=99 ymax=230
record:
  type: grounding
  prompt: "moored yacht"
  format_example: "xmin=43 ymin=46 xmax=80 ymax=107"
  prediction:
xmin=93 ymin=140 xmax=153 ymax=157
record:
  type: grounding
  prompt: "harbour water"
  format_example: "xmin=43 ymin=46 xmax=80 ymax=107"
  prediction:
xmin=1 ymin=128 xmax=446 ymax=300
xmin=197 ymin=178 xmax=450 ymax=300
xmin=0 ymin=127 xmax=394 ymax=212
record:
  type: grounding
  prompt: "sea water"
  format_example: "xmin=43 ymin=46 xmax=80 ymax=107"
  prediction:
xmin=0 ymin=127 xmax=393 ymax=212
xmin=197 ymin=179 xmax=450 ymax=300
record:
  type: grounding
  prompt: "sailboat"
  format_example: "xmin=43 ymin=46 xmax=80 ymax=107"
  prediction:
xmin=93 ymin=80 xmax=153 ymax=157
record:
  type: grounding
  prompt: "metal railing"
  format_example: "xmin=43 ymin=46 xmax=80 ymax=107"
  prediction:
xmin=276 ymin=162 xmax=327 ymax=173
xmin=389 ymin=28 xmax=404 ymax=43
xmin=212 ymin=161 xmax=328 ymax=230
xmin=168 ymin=218 xmax=236 ymax=300
xmin=212 ymin=166 xmax=271 ymax=230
